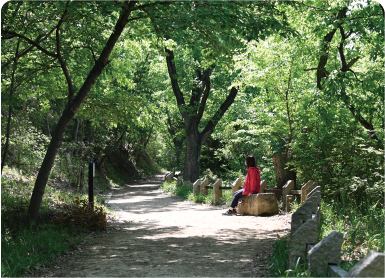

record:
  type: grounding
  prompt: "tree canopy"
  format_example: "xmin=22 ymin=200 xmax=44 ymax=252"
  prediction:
xmin=1 ymin=0 xmax=383 ymax=220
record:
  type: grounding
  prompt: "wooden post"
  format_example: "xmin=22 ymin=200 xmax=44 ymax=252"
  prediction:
xmin=213 ymin=179 xmax=223 ymax=204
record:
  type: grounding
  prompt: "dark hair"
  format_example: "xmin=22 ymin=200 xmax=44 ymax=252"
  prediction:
xmin=246 ymin=155 xmax=256 ymax=168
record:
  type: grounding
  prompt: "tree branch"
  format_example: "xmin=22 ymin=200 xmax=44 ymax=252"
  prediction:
xmin=346 ymin=56 xmax=360 ymax=70
xmin=200 ymin=87 xmax=238 ymax=144
xmin=133 ymin=1 xmax=173 ymax=11
xmin=197 ymin=69 xmax=211 ymax=123
xmin=1 ymin=30 xmax=57 ymax=58
xmin=55 ymin=5 xmax=75 ymax=106
xmin=165 ymin=47 xmax=187 ymax=118
xmin=348 ymin=69 xmax=363 ymax=84
xmin=316 ymin=7 xmax=348 ymax=90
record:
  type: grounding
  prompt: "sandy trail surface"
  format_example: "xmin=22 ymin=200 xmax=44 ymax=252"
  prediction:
xmin=30 ymin=174 xmax=290 ymax=277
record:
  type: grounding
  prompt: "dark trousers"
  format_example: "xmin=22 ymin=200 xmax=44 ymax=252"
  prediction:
xmin=230 ymin=189 xmax=244 ymax=209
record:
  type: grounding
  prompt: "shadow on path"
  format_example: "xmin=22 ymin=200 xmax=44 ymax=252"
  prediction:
xmin=30 ymin=173 xmax=290 ymax=277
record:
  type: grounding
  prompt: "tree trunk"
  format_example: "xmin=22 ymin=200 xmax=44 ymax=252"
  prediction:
xmin=28 ymin=109 xmax=75 ymax=220
xmin=2 ymin=40 xmax=20 ymax=172
xmin=272 ymin=153 xmax=296 ymax=189
xmin=27 ymin=4 xmax=136 ymax=222
xmin=165 ymin=46 xmax=238 ymax=183
xmin=72 ymin=117 xmax=79 ymax=142
xmin=183 ymin=119 xmax=201 ymax=182
xmin=173 ymin=137 xmax=184 ymax=169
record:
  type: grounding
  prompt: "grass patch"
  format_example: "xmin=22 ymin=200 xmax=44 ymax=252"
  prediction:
xmin=160 ymin=179 xmax=235 ymax=206
xmin=269 ymin=234 xmax=308 ymax=277
xmin=320 ymin=198 xmax=384 ymax=267
xmin=160 ymin=180 xmax=193 ymax=200
xmin=2 ymin=223 xmax=85 ymax=277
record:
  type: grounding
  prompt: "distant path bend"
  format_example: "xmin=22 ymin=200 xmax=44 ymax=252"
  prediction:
xmin=32 ymin=173 xmax=290 ymax=277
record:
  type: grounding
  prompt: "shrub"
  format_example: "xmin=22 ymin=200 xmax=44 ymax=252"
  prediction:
xmin=52 ymin=197 xmax=108 ymax=231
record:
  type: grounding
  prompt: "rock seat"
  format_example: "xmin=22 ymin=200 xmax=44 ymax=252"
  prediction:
xmin=237 ymin=193 xmax=279 ymax=216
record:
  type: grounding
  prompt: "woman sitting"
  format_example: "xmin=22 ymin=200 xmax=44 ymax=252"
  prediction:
xmin=223 ymin=155 xmax=261 ymax=215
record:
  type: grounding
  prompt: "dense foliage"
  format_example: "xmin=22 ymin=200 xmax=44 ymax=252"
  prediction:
xmin=1 ymin=0 xmax=383 ymax=276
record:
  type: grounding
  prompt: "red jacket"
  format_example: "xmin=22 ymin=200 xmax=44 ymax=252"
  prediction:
xmin=243 ymin=166 xmax=261 ymax=195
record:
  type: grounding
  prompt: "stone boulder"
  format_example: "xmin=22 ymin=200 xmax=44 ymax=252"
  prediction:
xmin=237 ymin=193 xmax=278 ymax=216
xmin=346 ymin=252 xmax=385 ymax=277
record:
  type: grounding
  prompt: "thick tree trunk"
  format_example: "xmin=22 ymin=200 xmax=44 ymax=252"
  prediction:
xmin=165 ymin=47 xmax=238 ymax=184
xmin=272 ymin=153 xmax=296 ymax=189
xmin=183 ymin=121 xmax=201 ymax=183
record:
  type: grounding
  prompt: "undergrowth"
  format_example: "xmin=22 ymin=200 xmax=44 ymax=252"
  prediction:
xmin=160 ymin=180 xmax=234 ymax=206
xmin=268 ymin=197 xmax=384 ymax=277
xmin=1 ymin=166 xmax=111 ymax=277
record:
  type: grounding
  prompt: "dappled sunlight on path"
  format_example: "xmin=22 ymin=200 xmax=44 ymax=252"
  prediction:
xmin=31 ymin=173 xmax=290 ymax=277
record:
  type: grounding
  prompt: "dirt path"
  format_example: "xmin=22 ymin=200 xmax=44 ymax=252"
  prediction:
xmin=31 ymin=174 xmax=290 ymax=277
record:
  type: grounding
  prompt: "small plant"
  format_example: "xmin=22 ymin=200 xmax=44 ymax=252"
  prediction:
xmin=160 ymin=180 xmax=194 ymax=200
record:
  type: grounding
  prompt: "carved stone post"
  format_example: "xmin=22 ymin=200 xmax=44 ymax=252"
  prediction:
xmin=193 ymin=179 xmax=201 ymax=196
xmin=232 ymin=178 xmax=243 ymax=194
xmin=259 ymin=180 xmax=267 ymax=193
xmin=282 ymin=180 xmax=295 ymax=208
xmin=301 ymin=180 xmax=313 ymax=204
xmin=213 ymin=179 xmax=223 ymax=205
xmin=200 ymin=178 xmax=209 ymax=196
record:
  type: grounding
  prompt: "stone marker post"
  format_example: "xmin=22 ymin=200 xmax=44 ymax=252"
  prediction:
xmin=289 ymin=218 xmax=318 ymax=267
xmin=286 ymin=195 xmax=294 ymax=212
xmin=200 ymin=178 xmax=209 ymax=196
xmin=291 ymin=200 xmax=313 ymax=235
xmin=232 ymin=178 xmax=243 ymax=194
xmin=213 ymin=179 xmax=223 ymax=204
xmin=259 ymin=180 xmax=267 ymax=193
xmin=282 ymin=180 xmax=295 ymax=208
xmin=346 ymin=252 xmax=385 ymax=277
xmin=165 ymin=172 xmax=174 ymax=183
xmin=193 ymin=179 xmax=201 ymax=196
xmin=301 ymin=180 xmax=313 ymax=204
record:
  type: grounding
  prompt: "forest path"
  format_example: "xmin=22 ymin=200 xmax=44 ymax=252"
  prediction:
xmin=32 ymin=173 xmax=290 ymax=277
